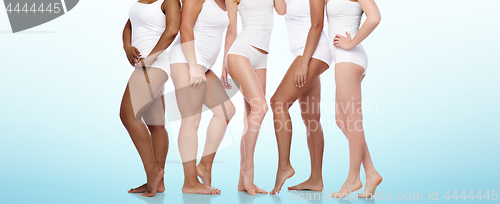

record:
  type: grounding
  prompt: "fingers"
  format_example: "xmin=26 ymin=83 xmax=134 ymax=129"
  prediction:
xmin=346 ymin=31 xmax=351 ymax=39
xmin=222 ymin=76 xmax=230 ymax=89
xmin=127 ymin=56 xmax=135 ymax=66
xmin=134 ymin=47 xmax=141 ymax=58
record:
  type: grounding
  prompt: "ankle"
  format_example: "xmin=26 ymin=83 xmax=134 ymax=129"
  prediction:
xmin=345 ymin=175 xmax=361 ymax=184
xmin=145 ymin=166 xmax=161 ymax=174
xmin=308 ymin=174 xmax=323 ymax=182
xmin=241 ymin=163 xmax=254 ymax=171
xmin=183 ymin=180 xmax=201 ymax=187
xmin=277 ymin=161 xmax=291 ymax=170
xmin=197 ymin=162 xmax=212 ymax=171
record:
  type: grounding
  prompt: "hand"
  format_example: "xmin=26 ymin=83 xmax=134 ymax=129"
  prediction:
xmin=221 ymin=66 xmax=232 ymax=89
xmin=188 ymin=64 xmax=207 ymax=88
xmin=295 ymin=61 xmax=309 ymax=88
xmin=334 ymin=32 xmax=354 ymax=50
xmin=135 ymin=56 xmax=156 ymax=69
xmin=124 ymin=45 xmax=141 ymax=66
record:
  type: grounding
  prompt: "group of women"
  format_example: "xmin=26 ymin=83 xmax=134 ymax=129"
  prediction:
xmin=119 ymin=0 xmax=382 ymax=199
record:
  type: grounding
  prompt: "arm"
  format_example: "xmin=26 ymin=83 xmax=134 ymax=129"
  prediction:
xmin=221 ymin=0 xmax=239 ymax=88
xmin=122 ymin=19 xmax=141 ymax=66
xmin=180 ymin=0 xmax=206 ymax=87
xmin=334 ymin=0 xmax=381 ymax=50
xmin=143 ymin=0 xmax=181 ymax=65
xmin=295 ymin=0 xmax=325 ymax=88
xmin=274 ymin=0 xmax=286 ymax=15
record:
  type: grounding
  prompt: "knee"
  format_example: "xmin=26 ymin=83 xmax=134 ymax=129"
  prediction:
xmin=148 ymin=125 xmax=166 ymax=133
xmin=270 ymin=95 xmax=287 ymax=114
xmin=301 ymin=112 xmax=321 ymax=128
xmin=335 ymin=113 xmax=344 ymax=130
xmin=181 ymin=114 xmax=202 ymax=129
xmin=249 ymin=99 xmax=268 ymax=120
xmin=120 ymin=109 xmax=140 ymax=128
xmin=222 ymin=102 xmax=236 ymax=121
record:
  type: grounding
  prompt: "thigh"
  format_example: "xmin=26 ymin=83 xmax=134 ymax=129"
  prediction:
xmin=203 ymin=70 xmax=231 ymax=109
xmin=273 ymin=57 xmax=328 ymax=105
xmin=170 ymin=63 xmax=206 ymax=118
xmin=143 ymin=92 xmax=166 ymax=126
xmin=127 ymin=67 xmax=168 ymax=118
xmin=335 ymin=62 xmax=364 ymax=121
xmin=227 ymin=54 xmax=266 ymax=105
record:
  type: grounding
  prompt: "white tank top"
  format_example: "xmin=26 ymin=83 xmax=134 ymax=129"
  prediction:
xmin=327 ymin=0 xmax=363 ymax=49
xmin=129 ymin=0 xmax=166 ymax=53
xmin=235 ymin=0 xmax=274 ymax=52
xmin=172 ymin=0 xmax=229 ymax=67
xmin=284 ymin=0 xmax=329 ymax=51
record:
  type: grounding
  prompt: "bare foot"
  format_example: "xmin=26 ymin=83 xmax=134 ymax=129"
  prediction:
xmin=358 ymin=173 xmax=383 ymax=198
xmin=238 ymin=178 xmax=268 ymax=194
xmin=196 ymin=164 xmax=212 ymax=187
xmin=287 ymin=178 xmax=323 ymax=191
xmin=270 ymin=165 xmax=295 ymax=195
xmin=141 ymin=168 xmax=165 ymax=197
xmin=182 ymin=182 xmax=221 ymax=194
xmin=240 ymin=165 xmax=256 ymax=195
xmin=128 ymin=179 xmax=165 ymax=193
xmin=332 ymin=179 xmax=362 ymax=199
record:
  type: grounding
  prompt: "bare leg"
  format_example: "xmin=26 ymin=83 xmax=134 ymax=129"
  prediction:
xmin=197 ymin=70 xmax=236 ymax=187
xmin=170 ymin=63 xmax=220 ymax=195
xmin=120 ymin=67 xmax=168 ymax=197
xmin=128 ymin=95 xmax=169 ymax=193
xmin=332 ymin=62 xmax=379 ymax=198
xmin=237 ymin=69 xmax=268 ymax=194
xmin=288 ymin=78 xmax=324 ymax=192
xmin=335 ymin=76 xmax=382 ymax=198
xmin=228 ymin=54 xmax=268 ymax=195
xmin=269 ymin=57 xmax=328 ymax=195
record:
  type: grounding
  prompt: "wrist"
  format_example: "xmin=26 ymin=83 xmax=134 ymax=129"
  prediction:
xmin=348 ymin=41 xmax=356 ymax=50
xmin=188 ymin=63 xmax=199 ymax=69
xmin=299 ymin=60 xmax=309 ymax=67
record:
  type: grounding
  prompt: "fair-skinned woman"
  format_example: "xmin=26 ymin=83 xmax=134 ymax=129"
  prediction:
xmin=327 ymin=0 xmax=382 ymax=198
xmin=269 ymin=0 xmax=332 ymax=195
xmin=120 ymin=0 xmax=180 ymax=197
xmin=168 ymin=0 xmax=235 ymax=195
xmin=223 ymin=0 xmax=286 ymax=195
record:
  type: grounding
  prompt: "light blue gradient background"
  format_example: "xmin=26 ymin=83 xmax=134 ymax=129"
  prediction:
xmin=0 ymin=0 xmax=499 ymax=203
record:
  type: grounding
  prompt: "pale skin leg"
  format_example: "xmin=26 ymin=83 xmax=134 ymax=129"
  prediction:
xmin=335 ymin=72 xmax=382 ymax=198
xmin=332 ymin=62 xmax=382 ymax=198
xmin=269 ymin=57 xmax=328 ymax=195
xmin=196 ymin=70 xmax=236 ymax=187
xmin=128 ymin=95 xmax=169 ymax=194
xmin=237 ymin=68 xmax=268 ymax=194
xmin=120 ymin=67 xmax=168 ymax=197
xmin=227 ymin=54 xmax=268 ymax=195
xmin=170 ymin=63 xmax=221 ymax=194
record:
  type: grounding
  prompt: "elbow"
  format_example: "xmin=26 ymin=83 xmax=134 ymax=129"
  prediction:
xmin=179 ymin=24 xmax=192 ymax=36
xmin=310 ymin=22 xmax=324 ymax=31
xmin=165 ymin=29 xmax=179 ymax=40
xmin=276 ymin=8 xmax=286 ymax=16
xmin=371 ymin=15 xmax=381 ymax=26
xmin=226 ymin=27 xmax=237 ymax=37
xmin=165 ymin=25 xmax=180 ymax=39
